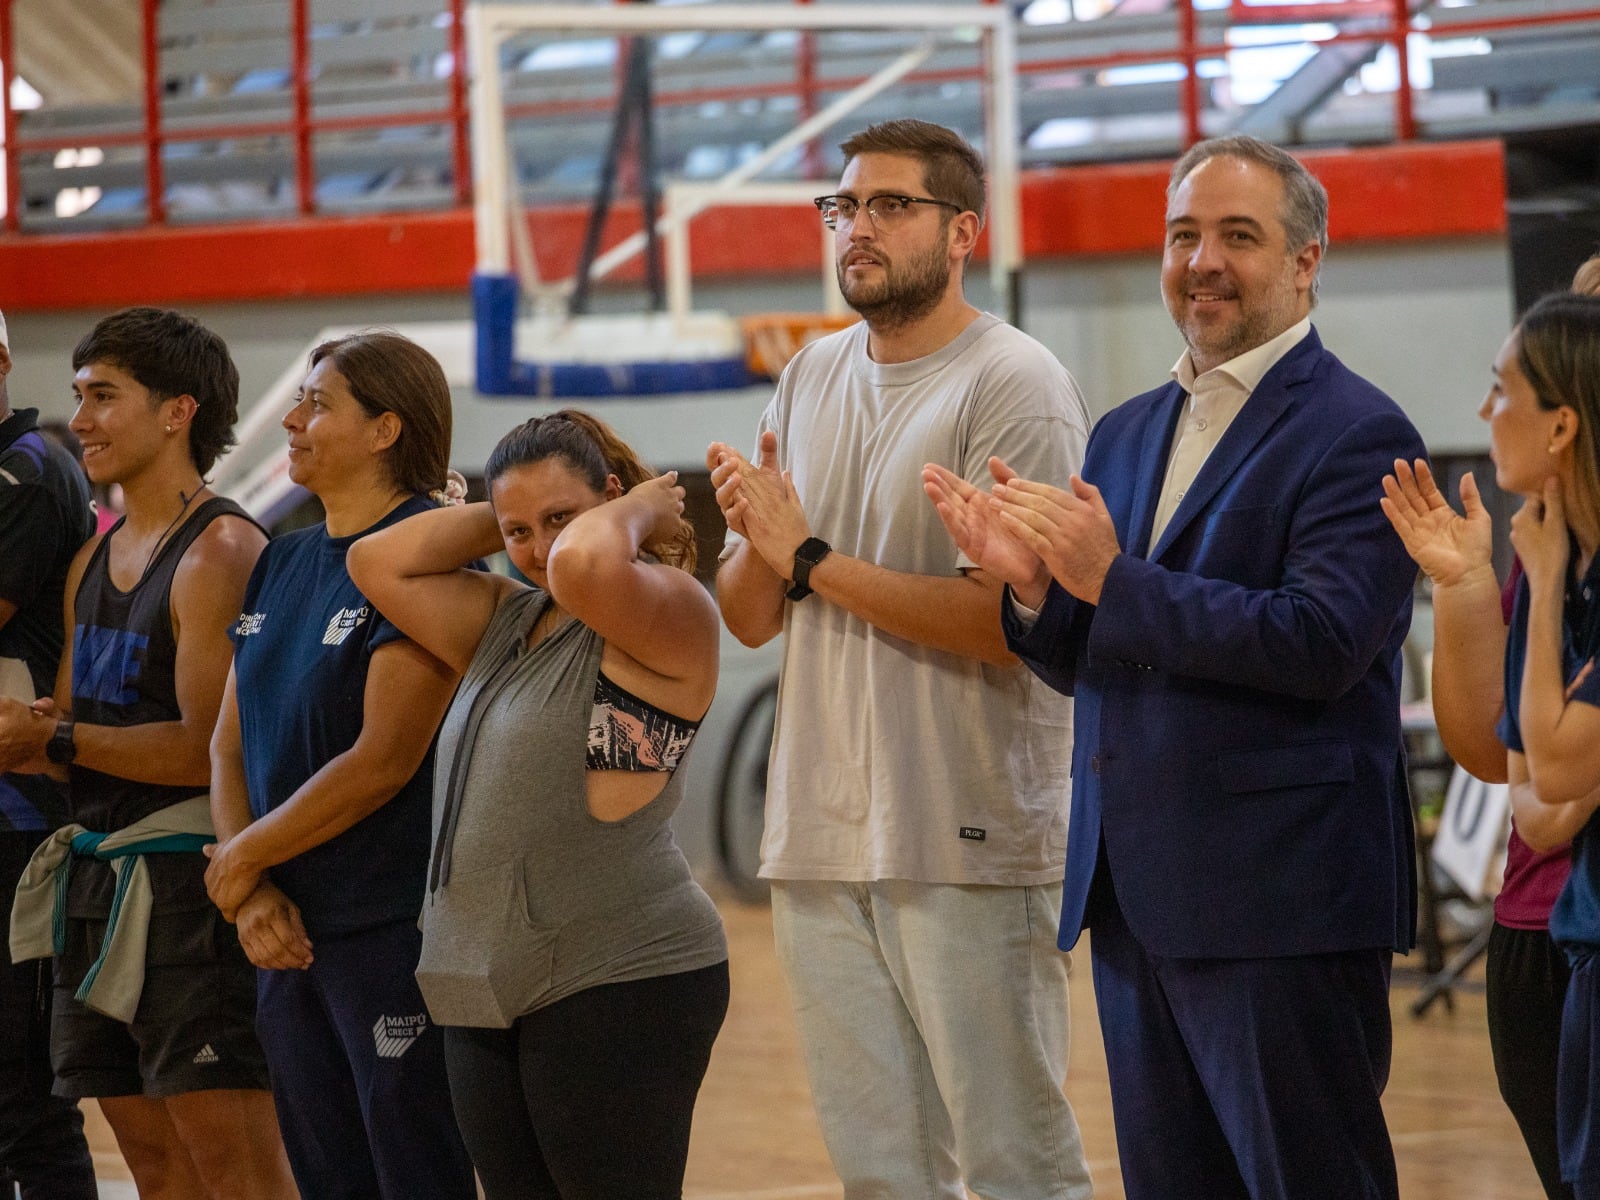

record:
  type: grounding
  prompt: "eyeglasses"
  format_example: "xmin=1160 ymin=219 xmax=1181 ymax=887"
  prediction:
xmin=813 ymin=193 xmax=963 ymax=231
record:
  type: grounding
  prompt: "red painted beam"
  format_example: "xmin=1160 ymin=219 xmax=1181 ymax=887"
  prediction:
xmin=0 ymin=139 xmax=1506 ymax=312
xmin=1312 ymin=140 xmax=1506 ymax=242
xmin=1022 ymin=138 xmax=1506 ymax=257
xmin=0 ymin=213 xmax=477 ymax=309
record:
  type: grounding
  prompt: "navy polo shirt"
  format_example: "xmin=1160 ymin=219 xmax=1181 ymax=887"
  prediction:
xmin=1500 ymin=549 xmax=1600 ymax=955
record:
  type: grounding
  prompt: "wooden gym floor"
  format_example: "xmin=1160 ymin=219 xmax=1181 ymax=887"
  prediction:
xmin=81 ymin=895 xmax=1544 ymax=1199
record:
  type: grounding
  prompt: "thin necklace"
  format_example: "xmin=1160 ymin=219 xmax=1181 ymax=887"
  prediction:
xmin=142 ymin=487 xmax=201 ymax=578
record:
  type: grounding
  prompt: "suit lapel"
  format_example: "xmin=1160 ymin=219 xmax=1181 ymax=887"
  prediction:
xmin=1146 ymin=329 xmax=1322 ymax=563
xmin=1126 ymin=385 xmax=1186 ymax=560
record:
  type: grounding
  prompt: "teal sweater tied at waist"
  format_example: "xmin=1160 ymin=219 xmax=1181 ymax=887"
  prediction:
xmin=9 ymin=795 xmax=215 ymax=1023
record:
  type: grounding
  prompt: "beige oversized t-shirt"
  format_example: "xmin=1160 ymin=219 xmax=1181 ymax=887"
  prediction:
xmin=728 ymin=314 xmax=1088 ymax=885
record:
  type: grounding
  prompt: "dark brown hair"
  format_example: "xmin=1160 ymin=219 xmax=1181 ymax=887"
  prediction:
xmin=484 ymin=409 xmax=696 ymax=572
xmin=307 ymin=331 xmax=452 ymax=497
xmin=1517 ymin=292 xmax=1600 ymax=524
xmin=839 ymin=119 xmax=986 ymax=224
xmin=72 ymin=307 xmax=240 ymax=475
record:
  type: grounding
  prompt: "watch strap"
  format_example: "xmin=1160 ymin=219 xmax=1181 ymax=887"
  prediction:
xmin=786 ymin=537 xmax=832 ymax=601
xmin=45 ymin=717 xmax=76 ymax=766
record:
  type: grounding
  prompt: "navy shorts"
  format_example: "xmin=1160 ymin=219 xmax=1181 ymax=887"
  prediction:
xmin=51 ymin=903 xmax=269 ymax=1099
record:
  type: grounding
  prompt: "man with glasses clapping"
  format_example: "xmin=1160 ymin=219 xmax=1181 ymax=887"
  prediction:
xmin=707 ymin=119 xmax=1095 ymax=1200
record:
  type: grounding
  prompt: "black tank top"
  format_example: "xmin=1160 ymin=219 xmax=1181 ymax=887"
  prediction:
xmin=0 ymin=410 xmax=94 ymax=832
xmin=67 ymin=497 xmax=263 ymax=915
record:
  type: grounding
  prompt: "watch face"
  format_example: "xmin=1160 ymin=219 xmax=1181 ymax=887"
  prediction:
xmin=798 ymin=537 xmax=830 ymax=566
xmin=788 ymin=538 xmax=829 ymax=602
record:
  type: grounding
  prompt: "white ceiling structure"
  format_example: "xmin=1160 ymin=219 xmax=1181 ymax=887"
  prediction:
xmin=12 ymin=0 xmax=142 ymax=106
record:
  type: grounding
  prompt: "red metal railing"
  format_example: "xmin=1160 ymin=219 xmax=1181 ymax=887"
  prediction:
xmin=141 ymin=0 xmax=163 ymax=223
xmin=0 ymin=0 xmax=17 ymax=228
xmin=2 ymin=0 xmax=1598 ymax=235
xmin=292 ymin=0 xmax=313 ymax=216
xmin=1393 ymin=0 xmax=1417 ymax=141
xmin=0 ymin=0 xmax=471 ymax=233
xmin=1179 ymin=0 xmax=1201 ymax=147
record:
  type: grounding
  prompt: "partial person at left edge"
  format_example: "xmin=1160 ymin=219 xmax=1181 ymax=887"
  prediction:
xmin=0 ymin=308 xmax=99 ymax=1199
xmin=0 ymin=307 xmax=298 ymax=1200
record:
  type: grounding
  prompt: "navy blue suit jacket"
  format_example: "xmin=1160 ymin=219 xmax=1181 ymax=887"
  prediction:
xmin=1006 ymin=328 xmax=1425 ymax=960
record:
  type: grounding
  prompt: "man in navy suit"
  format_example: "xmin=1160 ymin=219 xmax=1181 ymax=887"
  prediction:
xmin=925 ymin=134 xmax=1425 ymax=1200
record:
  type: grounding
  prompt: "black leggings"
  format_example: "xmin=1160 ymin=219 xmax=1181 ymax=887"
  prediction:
xmin=445 ymin=961 xmax=729 ymax=1200
xmin=1487 ymin=921 xmax=1575 ymax=1200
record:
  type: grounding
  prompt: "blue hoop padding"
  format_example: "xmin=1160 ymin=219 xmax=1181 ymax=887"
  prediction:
xmin=473 ymin=271 xmax=754 ymax=398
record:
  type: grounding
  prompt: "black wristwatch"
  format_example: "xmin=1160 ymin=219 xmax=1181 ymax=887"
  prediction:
xmin=45 ymin=718 xmax=76 ymax=766
xmin=786 ymin=537 xmax=832 ymax=601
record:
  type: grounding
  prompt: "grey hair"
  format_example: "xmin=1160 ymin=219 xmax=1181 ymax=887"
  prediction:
xmin=1168 ymin=134 xmax=1329 ymax=301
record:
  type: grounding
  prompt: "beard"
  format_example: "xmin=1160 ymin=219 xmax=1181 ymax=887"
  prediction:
xmin=838 ymin=240 xmax=951 ymax=329
xmin=1166 ymin=269 xmax=1303 ymax=370
xmin=1172 ymin=306 xmax=1276 ymax=368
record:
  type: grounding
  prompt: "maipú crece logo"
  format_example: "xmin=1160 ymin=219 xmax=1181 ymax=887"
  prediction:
xmin=323 ymin=605 xmax=371 ymax=646
xmin=373 ymin=1013 xmax=428 ymax=1059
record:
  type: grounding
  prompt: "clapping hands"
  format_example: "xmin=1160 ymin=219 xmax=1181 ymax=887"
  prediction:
xmin=923 ymin=458 xmax=1121 ymax=607
xmin=1379 ymin=459 xmax=1495 ymax=589
xmin=707 ymin=432 xmax=813 ymax=579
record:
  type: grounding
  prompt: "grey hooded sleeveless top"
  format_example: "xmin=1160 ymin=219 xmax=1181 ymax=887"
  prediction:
xmin=416 ymin=587 xmax=727 ymax=1028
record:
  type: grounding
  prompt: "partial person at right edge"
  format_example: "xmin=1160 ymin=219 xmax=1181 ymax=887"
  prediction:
xmin=0 ymin=308 xmax=98 ymax=1199
xmin=1485 ymin=291 xmax=1600 ymax=1199
xmin=1401 ymin=291 xmax=1600 ymax=1200
xmin=0 ymin=308 xmax=296 ymax=1200
xmin=349 ymin=410 xmax=727 ymax=1200
xmin=708 ymin=119 xmax=1093 ymax=1200
xmin=1381 ymin=252 xmax=1600 ymax=1200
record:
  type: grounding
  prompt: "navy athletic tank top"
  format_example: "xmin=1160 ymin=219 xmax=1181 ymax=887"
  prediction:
xmin=67 ymin=497 xmax=263 ymax=916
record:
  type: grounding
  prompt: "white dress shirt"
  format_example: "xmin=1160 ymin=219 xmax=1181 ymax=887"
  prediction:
xmin=1010 ymin=316 xmax=1312 ymax=625
xmin=1147 ymin=316 xmax=1312 ymax=546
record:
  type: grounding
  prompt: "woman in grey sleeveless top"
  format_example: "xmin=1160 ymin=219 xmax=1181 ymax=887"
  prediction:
xmin=349 ymin=410 xmax=727 ymax=1199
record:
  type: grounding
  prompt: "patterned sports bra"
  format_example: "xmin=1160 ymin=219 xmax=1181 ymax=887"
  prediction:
xmin=585 ymin=671 xmax=702 ymax=773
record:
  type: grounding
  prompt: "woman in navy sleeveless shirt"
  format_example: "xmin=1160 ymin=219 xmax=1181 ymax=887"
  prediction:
xmin=205 ymin=333 xmax=474 ymax=1200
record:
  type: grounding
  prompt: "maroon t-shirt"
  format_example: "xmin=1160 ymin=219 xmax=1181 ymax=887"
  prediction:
xmin=1493 ymin=557 xmax=1575 ymax=929
xmin=1497 ymin=830 xmax=1573 ymax=929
